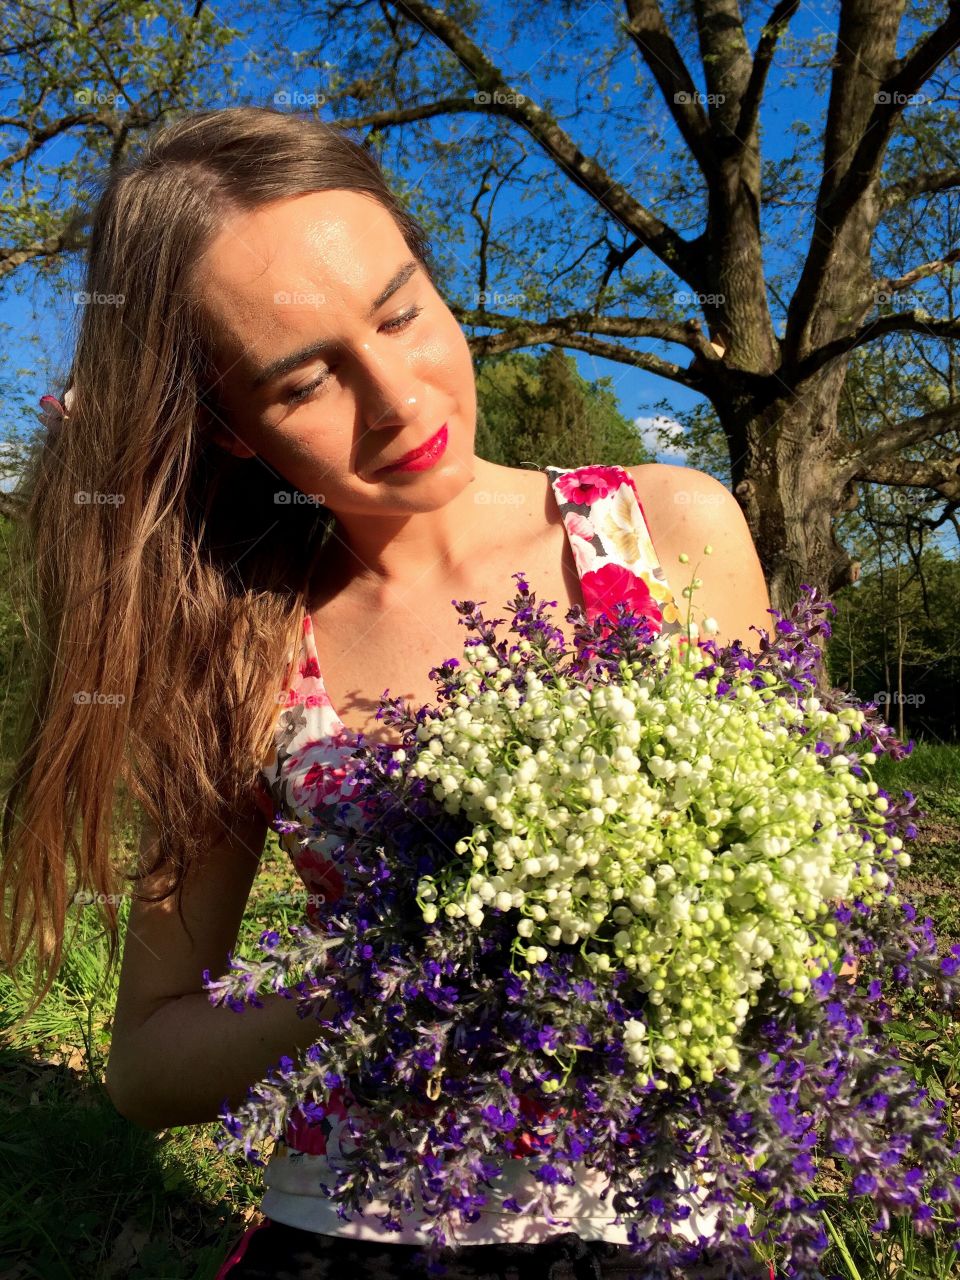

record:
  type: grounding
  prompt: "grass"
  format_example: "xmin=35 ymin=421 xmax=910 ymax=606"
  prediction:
xmin=0 ymin=740 xmax=959 ymax=1278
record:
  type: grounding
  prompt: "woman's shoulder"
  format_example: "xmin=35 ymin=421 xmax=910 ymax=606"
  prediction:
xmin=623 ymin=462 xmax=738 ymax=532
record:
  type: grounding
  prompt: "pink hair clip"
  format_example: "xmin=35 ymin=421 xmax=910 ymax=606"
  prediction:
xmin=37 ymin=385 xmax=75 ymax=441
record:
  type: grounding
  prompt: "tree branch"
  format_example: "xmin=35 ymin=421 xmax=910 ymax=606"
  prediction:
xmin=784 ymin=0 xmax=960 ymax=358
xmin=874 ymin=248 xmax=960 ymax=298
xmin=620 ymin=0 xmax=714 ymax=174
xmin=820 ymin=4 xmax=960 ymax=227
xmin=388 ymin=0 xmax=704 ymax=289
xmin=453 ymin=304 xmax=723 ymax=358
xmin=0 ymin=223 xmax=86 ymax=280
xmin=854 ymin=453 xmax=960 ymax=500
xmin=335 ymin=94 xmax=489 ymax=131
xmin=792 ymin=305 xmax=960 ymax=382
xmin=0 ymin=111 xmax=114 ymax=176
xmin=913 ymin=496 xmax=960 ymax=534
xmin=736 ymin=0 xmax=801 ymax=143
xmin=833 ymin=401 xmax=960 ymax=487
xmin=880 ymin=165 xmax=960 ymax=210
xmin=460 ymin=315 xmax=706 ymax=390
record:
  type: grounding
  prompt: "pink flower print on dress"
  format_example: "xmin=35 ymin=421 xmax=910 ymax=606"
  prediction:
xmin=564 ymin=511 xmax=599 ymax=575
xmin=295 ymin=842 xmax=346 ymax=908
xmin=284 ymin=746 xmax=351 ymax=811
xmin=285 ymin=679 xmax=332 ymax=710
xmin=554 ymin=465 xmax=628 ymax=507
xmin=284 ymin=1102 xmax=330 ymax=1155
xmin=284 ymin=1087 xmax=364 ymax=1157
xmin=579 ymin=561 xmax=663 ymax=630
xmin=299 ymin=614 xmax=322 ymax=679
xmin=299 ymin=654 xmax=322 ymax=680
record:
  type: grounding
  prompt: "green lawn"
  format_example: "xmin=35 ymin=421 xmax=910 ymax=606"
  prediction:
xmin=0 ymin=740 xmax=958 ymax=1279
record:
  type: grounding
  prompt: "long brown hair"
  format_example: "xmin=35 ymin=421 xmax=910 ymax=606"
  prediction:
xmin=0 ymin=106 xmax=436 ymax=1020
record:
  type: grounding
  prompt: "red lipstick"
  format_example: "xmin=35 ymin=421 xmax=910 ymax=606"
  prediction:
xmin=375 ymin=423 xmax=448 ymax=475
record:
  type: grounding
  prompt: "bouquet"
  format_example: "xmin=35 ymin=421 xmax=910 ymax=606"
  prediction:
xmin=205 ymin=562 xmax=960 ymax=1279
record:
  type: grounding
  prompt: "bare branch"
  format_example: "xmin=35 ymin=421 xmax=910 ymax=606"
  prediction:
xmin=736 ymin=0 xmax=801 ymax=143
xmin=0 ymin=111 xmax=114 ymax=177
xmin=459 ymin=312 xmax=705 ymax=390
xmin=453 ymin=304 xmax=721 ymax=358
xmin=854 ymin=452 xmax=960 ymax=499
xmin=834 ymin=401 xmax=960 ymax=487
xmin=620 ymin=0 xmax=713 ymax=174
xmin=0 ymin=222 xmax=86 ymax=281
xmin=792 ymin=306 xmax=960 ymax=382
xmin=913 ymin=497 xmax=960 ymax=534
xmin=334 ymin=94 xmax=488 ymax=131
xmin=880 ymin=166 xmax=960 ymax=210
xmin=387 ymin=0 xmax=704 ymax=288
xmin=784 ymin=0 xmax=960 ymax=357
xmin=874 ymin=248 xmax=960 ymax=296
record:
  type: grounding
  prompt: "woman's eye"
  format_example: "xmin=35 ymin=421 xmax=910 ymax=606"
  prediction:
xmin=283 ymin=306 xmax=423 ymax=407
xmin=382 ymin=305 xmax=422 ymax=333
xmin=286 ymin=372 xmax=330 ymax=405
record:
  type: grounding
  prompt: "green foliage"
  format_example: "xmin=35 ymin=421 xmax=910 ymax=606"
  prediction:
xmin=0 ymin=832 xmax=301 ymax=1278
xmin=473 ymin=346 xmax=655 ymax=469
xmin=826 ymin=550 xmax=960 ymax=744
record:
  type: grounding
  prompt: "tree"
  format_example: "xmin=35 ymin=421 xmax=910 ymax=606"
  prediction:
xmin=0 ymin=0 xmax=246 ymax=285
xmin=266 ymin=0 xmax=960 ymax=626
xmin=474 ymin=346 xmax=655 ymax=469
xmin=826 ymin=548 xmax=960 ymax=743
xmin=5 ymin=0 xmax=960 ymax=636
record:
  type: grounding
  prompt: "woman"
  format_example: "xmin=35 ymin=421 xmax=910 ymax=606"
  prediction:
xmin=1 ymin=106 xmax=773 ymax=1278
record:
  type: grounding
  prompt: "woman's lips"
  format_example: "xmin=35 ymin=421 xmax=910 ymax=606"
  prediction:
xmin=375 ymin=423 xmax=449 ymax=474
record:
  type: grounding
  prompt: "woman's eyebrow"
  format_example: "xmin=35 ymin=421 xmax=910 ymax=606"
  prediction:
xmin=248 ymin=259 xmax=420 ymax=391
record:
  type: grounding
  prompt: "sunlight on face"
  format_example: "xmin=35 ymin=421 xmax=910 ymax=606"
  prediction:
xmin=197 ymin=189 xmax=478 ymax=513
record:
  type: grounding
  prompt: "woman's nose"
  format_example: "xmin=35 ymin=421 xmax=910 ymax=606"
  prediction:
xmin=356 ymin=339 xmax=430 ymax=432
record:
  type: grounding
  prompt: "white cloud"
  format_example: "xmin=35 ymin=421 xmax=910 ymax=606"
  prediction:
xmin=633 ymin=415 xmax=690 ymax=463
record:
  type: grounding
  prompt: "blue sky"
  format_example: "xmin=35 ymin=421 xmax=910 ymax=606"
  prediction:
xmin=0 ymin=0 xmax=949 ymax=507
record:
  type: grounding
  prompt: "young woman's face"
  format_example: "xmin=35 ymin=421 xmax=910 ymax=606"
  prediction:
xmin=197 ymin=189 xmax=477 ymax=514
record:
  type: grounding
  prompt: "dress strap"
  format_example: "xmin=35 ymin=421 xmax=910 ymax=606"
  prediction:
xmin=544 ymin=463 xmax=684 ymax=638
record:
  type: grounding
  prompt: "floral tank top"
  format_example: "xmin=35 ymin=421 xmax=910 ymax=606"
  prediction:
xmin=252 ymin=464 xmax=715 ymax=1245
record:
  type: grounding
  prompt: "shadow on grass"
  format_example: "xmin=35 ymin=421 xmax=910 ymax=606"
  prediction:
xmin=0 ymin=1045 xmax=258 ymax=1279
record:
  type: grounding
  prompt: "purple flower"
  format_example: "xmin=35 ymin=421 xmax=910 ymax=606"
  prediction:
xmin=537 ymin=1025 xmax=560 ymax=1052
